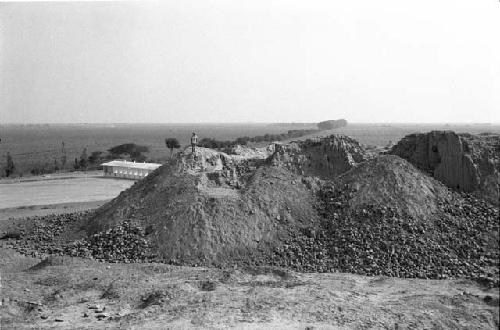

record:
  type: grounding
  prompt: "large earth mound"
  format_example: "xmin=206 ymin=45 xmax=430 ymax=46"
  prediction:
xmin=312 ymin=155 xmax=498 ymax=281
xmin=7 ymin=134 xmax=498 ymax=284
xmin=390 ymin=130 xmax=500 ymax=203
xmin=80 ymin=135 xmax=367 ymax=266
xmin=335 ymin=155 xmax=452 ymax=219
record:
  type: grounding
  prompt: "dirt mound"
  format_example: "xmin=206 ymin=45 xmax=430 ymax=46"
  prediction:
xmin=313 ymin=176 xmax=499 ymax=283
xmin=83 ymin=158 xmax=321 ymax=266
xmin=335 ymin=155 xmax=452 ymax=219
xmin=272 ymin=156 xmax=498 ymax=282
xmin=390 ymin=131 xmax=500 ymax=203
xmin=79 ymin=136 xmax=366 ymax=266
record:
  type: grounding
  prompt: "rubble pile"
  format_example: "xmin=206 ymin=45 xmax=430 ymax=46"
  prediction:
xmin=4 ymin=212 xmax=89 ymax=257
xmin=263 ymin=156 xmax=499 ymax=285
xmin=315 ymin=186 xmax=499 ymax=284
xmin=65 ymin=222 xmax=150 ymax=262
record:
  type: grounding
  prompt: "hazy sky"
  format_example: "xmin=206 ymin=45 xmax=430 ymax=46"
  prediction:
xmin=1 ymin=0 xmax=499 ymax=123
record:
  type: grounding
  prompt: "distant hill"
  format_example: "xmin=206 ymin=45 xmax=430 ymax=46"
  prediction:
xmin=317 ymin=119 xmax=348 ymax=130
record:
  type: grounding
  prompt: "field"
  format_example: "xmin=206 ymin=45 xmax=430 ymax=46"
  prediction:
xmin=0 ymin=175 xmax=133 ymax=209
xmin=1 ymin=122 xmax=499 ymax=177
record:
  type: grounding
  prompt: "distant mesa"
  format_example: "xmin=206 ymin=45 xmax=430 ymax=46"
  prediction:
xmin=317 ymin=119 xmax=348 ymax=130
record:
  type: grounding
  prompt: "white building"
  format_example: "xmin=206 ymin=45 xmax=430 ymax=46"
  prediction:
xmin=101 ymin=160 xmax=162 ymax=180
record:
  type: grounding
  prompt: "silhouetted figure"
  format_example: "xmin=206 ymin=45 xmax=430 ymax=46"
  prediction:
xmin=191 ymin=132 xmax=198 ymax=153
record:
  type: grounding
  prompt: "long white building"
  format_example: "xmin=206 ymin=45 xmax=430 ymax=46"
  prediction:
xmin=101 ymin=160 xmax=162 ymax=180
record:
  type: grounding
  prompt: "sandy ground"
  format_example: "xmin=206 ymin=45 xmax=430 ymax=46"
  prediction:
xmin=0 ymin=200 xmax=108 ymax=222
xmin=1 ymin=247 xmax=498 ymax=329
xmin=0 ymin=171 xmax=104 ymax=184
xmin=0 ymin=175 xmax=133 ymax=210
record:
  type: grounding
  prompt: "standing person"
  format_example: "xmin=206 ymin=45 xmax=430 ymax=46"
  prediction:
xmin=191 ymin=132 xmax=198 ymax=153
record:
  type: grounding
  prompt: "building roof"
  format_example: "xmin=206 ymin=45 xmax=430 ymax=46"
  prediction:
xmin=100 ymin=160 xmax=162 ymax=170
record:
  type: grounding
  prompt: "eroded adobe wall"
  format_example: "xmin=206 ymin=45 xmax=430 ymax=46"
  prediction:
xmin=390 ymin=131 xmax=499 ymax=201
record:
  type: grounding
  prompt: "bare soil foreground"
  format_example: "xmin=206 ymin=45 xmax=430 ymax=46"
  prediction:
xmin=1 ymin=248 xmax=499 ymax=329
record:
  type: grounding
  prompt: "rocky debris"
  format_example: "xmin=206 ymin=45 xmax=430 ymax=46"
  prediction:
xmin=3 ymin=212 xmax=90 ymax=257
xmin=88 ymin=304 xmax=103 ymax=310
xmin=96 ymin=313 xmax=109 ymax=320
xmin=65 ymin=221 xmax=150 ymax=262
xmin=199 ymin=280 xmax=217 ymax=291
xmin=140 ymin=291 xmax=170 ymax=309
xmin=390 ymin=131 xmax=500 ymax=203
xmin=0 ymin=231 xmax=22 ymax=240
xmin=316 ymin=185 xmax=498 ymax=284
xmin=263 ymin=183 xmax=499 ymax=285
xmin=262 ymin=157 xmax=499 ymax=285
xmin=2 ymin=213 xmax=151 ymax=264
xmin=270 ymin=135 xmax=367 ymax=179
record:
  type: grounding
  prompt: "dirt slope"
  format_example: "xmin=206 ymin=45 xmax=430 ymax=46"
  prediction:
xmin=80 ymin=136 xmax=367 ymax=267
xmin=84 ymin=152 xmax=320 ymax=266
xmin=336 ymin=155 xmax=452 ymax=219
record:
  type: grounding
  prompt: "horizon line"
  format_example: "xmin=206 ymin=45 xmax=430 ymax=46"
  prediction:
xmin=1 ymin=121 xmax=499 ymax=126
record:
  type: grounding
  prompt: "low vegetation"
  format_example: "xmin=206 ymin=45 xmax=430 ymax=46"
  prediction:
xmin=165 ymin=138 xmax=181 ymax=158
xmin=198 ymin=129 xmax=319 ymax=151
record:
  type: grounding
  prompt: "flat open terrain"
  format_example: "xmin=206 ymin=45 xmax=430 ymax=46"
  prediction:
xmin=0 ymin=176 xmax=133 ymax=210
xmin=1 ymin=247 xmax=498 ymax=329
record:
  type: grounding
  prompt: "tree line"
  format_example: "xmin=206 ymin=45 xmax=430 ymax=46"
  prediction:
xmin=2 ymin=142 xmax=150 ymax=177
xmin=197 ymin=129 xmax=319 ymax=151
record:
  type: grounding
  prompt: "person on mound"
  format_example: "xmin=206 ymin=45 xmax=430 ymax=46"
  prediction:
xmin=191 ymin=132 xmax=198 ymax=153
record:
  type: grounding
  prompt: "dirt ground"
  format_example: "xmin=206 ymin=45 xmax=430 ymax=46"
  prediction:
xmin=1 ymin=246 xmax=498 ymax=330
xmin=0 ymin=201 xmax=108 ymax=222
xmin=0 ymin=176 xmax=133 ymax=210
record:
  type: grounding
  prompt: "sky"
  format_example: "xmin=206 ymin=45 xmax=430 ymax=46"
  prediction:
xmin=0 ymin=0 xmax=499 ymax=124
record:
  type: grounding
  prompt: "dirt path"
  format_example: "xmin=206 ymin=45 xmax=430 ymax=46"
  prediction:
xmin=0 ymin=248 xmax=498 ymax=329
